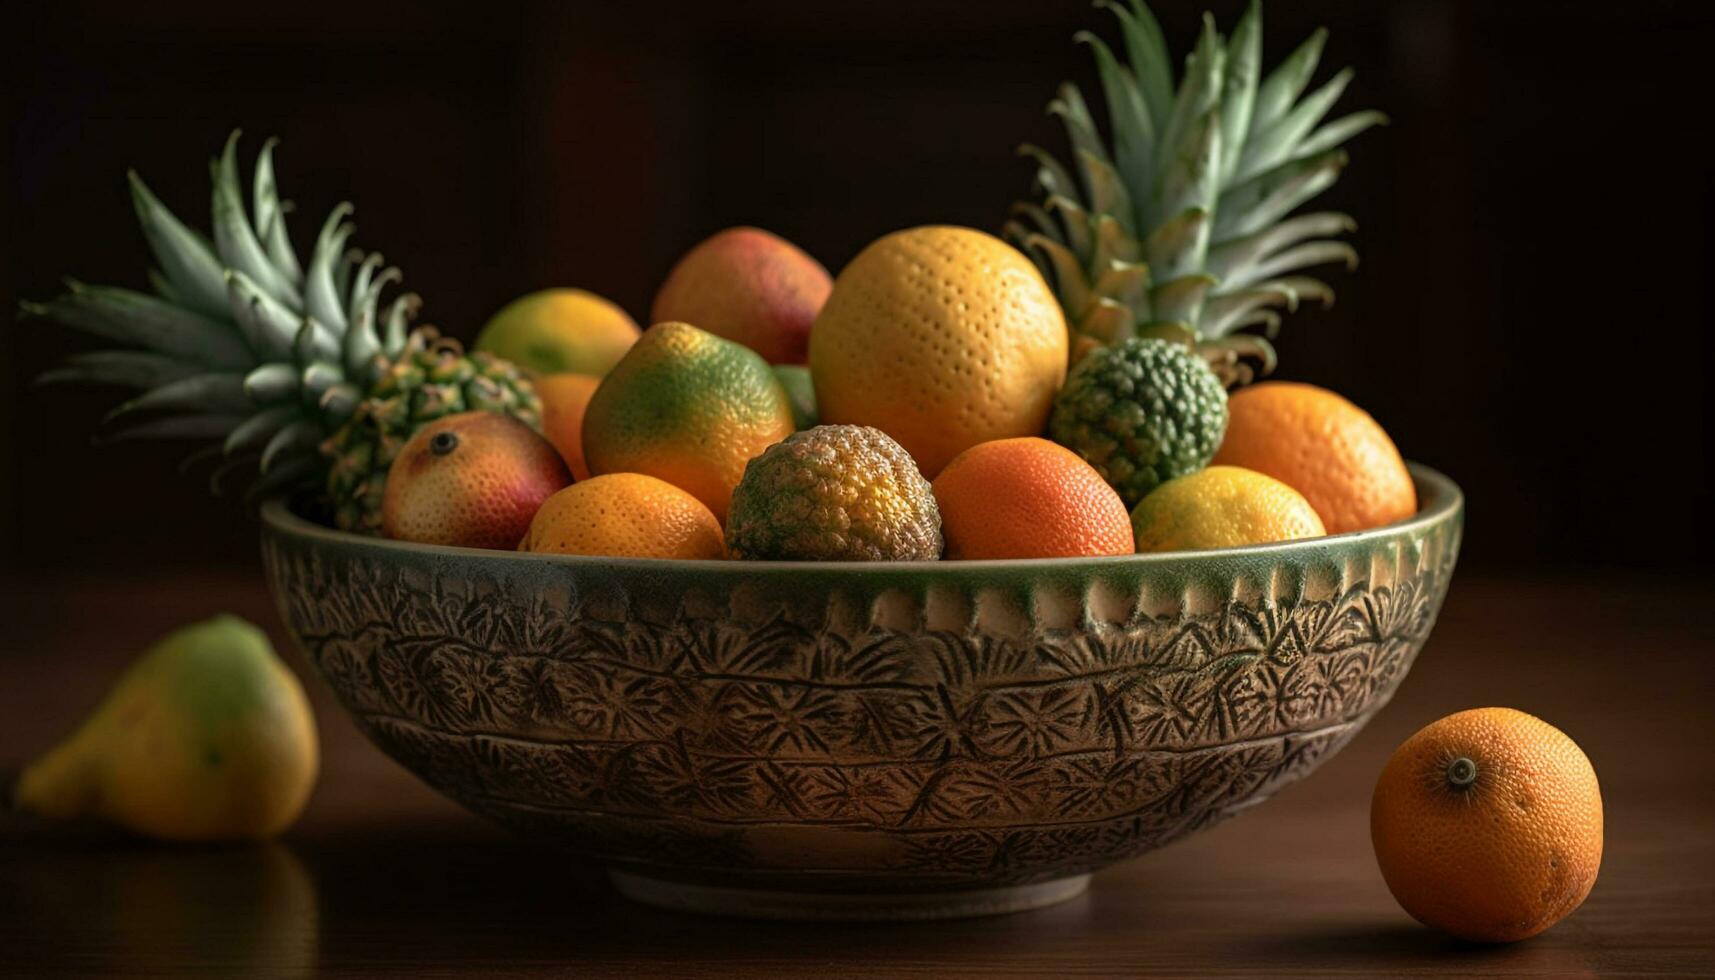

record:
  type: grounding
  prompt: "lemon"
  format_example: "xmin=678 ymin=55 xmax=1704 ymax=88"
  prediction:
xmin=1129 ymin=465 xmax=1326 ymax=553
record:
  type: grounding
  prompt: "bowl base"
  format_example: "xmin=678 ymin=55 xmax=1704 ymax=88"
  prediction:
xmin=608 ymin=870 xmax=1092 ymax=921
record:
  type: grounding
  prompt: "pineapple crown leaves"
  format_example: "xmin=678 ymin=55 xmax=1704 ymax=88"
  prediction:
xmin=21 ymin=131 xmax=422 ymax=498
xmin=1005 ymin=0 xmax=1386 ymax=385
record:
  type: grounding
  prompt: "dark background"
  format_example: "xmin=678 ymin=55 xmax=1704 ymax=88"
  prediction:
xmin=5 ymin=0 xmax=1714 ymax=577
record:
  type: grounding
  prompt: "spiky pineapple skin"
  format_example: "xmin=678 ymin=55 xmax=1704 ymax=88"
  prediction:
xmin=322 ymin=332 xmax=541 ymax=534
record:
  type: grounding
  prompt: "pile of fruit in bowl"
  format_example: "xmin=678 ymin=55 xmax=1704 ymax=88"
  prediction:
xmin=21 ymin=1 xmax=1488 ymax=922
xmin=385 ymin=209 xmax=1421 ymax=566
xmin=28 ymin=164 xmax=1421 ymax=566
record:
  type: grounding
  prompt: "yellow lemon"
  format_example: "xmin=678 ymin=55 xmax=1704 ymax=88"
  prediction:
xmin=1129 ymin=465 xmax=1326 ymax=553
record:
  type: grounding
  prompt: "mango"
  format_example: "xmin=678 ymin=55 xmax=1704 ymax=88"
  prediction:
xmin=582 ymin=321 xmax=795 ymax=521
xmin=474 ymin=288 xmax=640 ymax=376
xmin=381 ymin=411 xmax=571 ymax=549
xmin=651 ymin=227 xmax=831 ymax=364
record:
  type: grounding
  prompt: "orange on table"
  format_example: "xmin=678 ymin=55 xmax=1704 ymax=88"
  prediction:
xmin=519 ymin=473 xmax=726 ymax=560
xmin=1212 ymin=381 xmax=1416 ymax=534
xmin=534 ymin=372 xmax=602 ymax=481
xmin=932 ymin=437 xmax=1133 ymax=559
xmin=1371 ymin=707 xmax=1603 ymax=943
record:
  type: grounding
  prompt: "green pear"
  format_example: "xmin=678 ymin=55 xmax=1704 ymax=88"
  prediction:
xmin=14 ymin=615 xmax=318 ymax=842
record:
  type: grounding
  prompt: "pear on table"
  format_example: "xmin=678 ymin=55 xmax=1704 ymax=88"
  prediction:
xmin=14 ymin=616 xmax=318 ymax=842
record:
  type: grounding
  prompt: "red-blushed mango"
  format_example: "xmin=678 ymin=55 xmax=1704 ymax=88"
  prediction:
xmin=582 ymin=322 xmax=795 ymax=522
xmin=651 ymin=227 xmax=831 ymax=364
xmin=381 ymin=412 xmax=571 ymax=549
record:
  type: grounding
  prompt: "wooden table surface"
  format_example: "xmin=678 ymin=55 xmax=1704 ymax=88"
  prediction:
xmin=3 ymin=570 xmax=1713 ymax=978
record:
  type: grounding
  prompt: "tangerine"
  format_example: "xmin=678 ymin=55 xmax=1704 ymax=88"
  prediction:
xmin=520 ymin=473 xmax=726 ymax=560
xmin=1213 ymin=381 xmax=1415 ymax=534
xmin=932 ymin=437 xmax=1133 ymax=559
xmin=1371 ymin=707 xmax=1603 ymax=943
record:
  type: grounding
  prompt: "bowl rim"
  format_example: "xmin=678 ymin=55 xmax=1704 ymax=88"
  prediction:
xmin=261 ymin=462 xmax=1461 ymax=575
xmin=264 ymin=463 xmax=1461 ymax=569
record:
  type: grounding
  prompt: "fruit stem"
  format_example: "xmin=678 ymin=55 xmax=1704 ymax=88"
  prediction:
xmin=1446 ymin=756 xmax=1478 ymax=789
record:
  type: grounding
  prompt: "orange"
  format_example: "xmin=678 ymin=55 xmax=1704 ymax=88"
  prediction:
xmin=809 ymin=226 xmax=1068 ymax=477
xmin=381 ymin=411 xmax=571 ymax=549
xmin=534 ymin=372 xmax=602 ymax=480
xmin=1212 ymin=381 xmax=1416 ymax=534
xmin=583 ymin=322 xmax=795 ymax=522
xmin=1128 ymin=465 xmax=1325 ymax=553
xmin=1371 ymin=707 xmax=1603 ymax=943
xmin=519 ymin=473 xmax=725 ymax=560
xmin=932 ymin=437 xmax=1132 ymax=559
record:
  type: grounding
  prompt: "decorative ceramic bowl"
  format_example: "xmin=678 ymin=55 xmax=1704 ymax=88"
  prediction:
xmin=260 ymin=465 xmax=1461 ymax=920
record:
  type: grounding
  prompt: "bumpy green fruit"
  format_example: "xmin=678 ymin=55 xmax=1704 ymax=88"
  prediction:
xmin=1049 ymin=338 xmax=1228 ymax=507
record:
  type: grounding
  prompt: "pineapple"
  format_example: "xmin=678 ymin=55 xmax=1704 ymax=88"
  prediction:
xmin=1005 ymin=0 xmax=1384 ymax=385
xmin=22 ymin=133 xmax=541 ymax=533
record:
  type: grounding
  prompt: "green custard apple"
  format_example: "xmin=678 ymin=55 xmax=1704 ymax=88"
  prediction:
xmin=1049 ymin=337 xmax=1228 ymax=507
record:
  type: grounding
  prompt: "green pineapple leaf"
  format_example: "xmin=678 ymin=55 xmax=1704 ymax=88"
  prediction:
xmin=1103 ymin=0 xmax=1174 ymax=133
xmin=223 ymin=404 xmax=297 ymax=456
xmin=251 ymin=138 xmax=304 ymax=285
xmin=35 ymin=350 xmax=201 ymax=391
xmin=1218 ymin=1 xmax=1263 ymax=181
xmin=128 ymin=172 xmax=229 ymax=319
xmin=22 ymin=283 xmax=252 ymax=369
xmin=212 ymin=132 xmax=302 ymax=311
xmin=1010 ymin=1 xmax=1379 ymax=385
xmin=28 ymin=133 xmax=542 ymax=532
